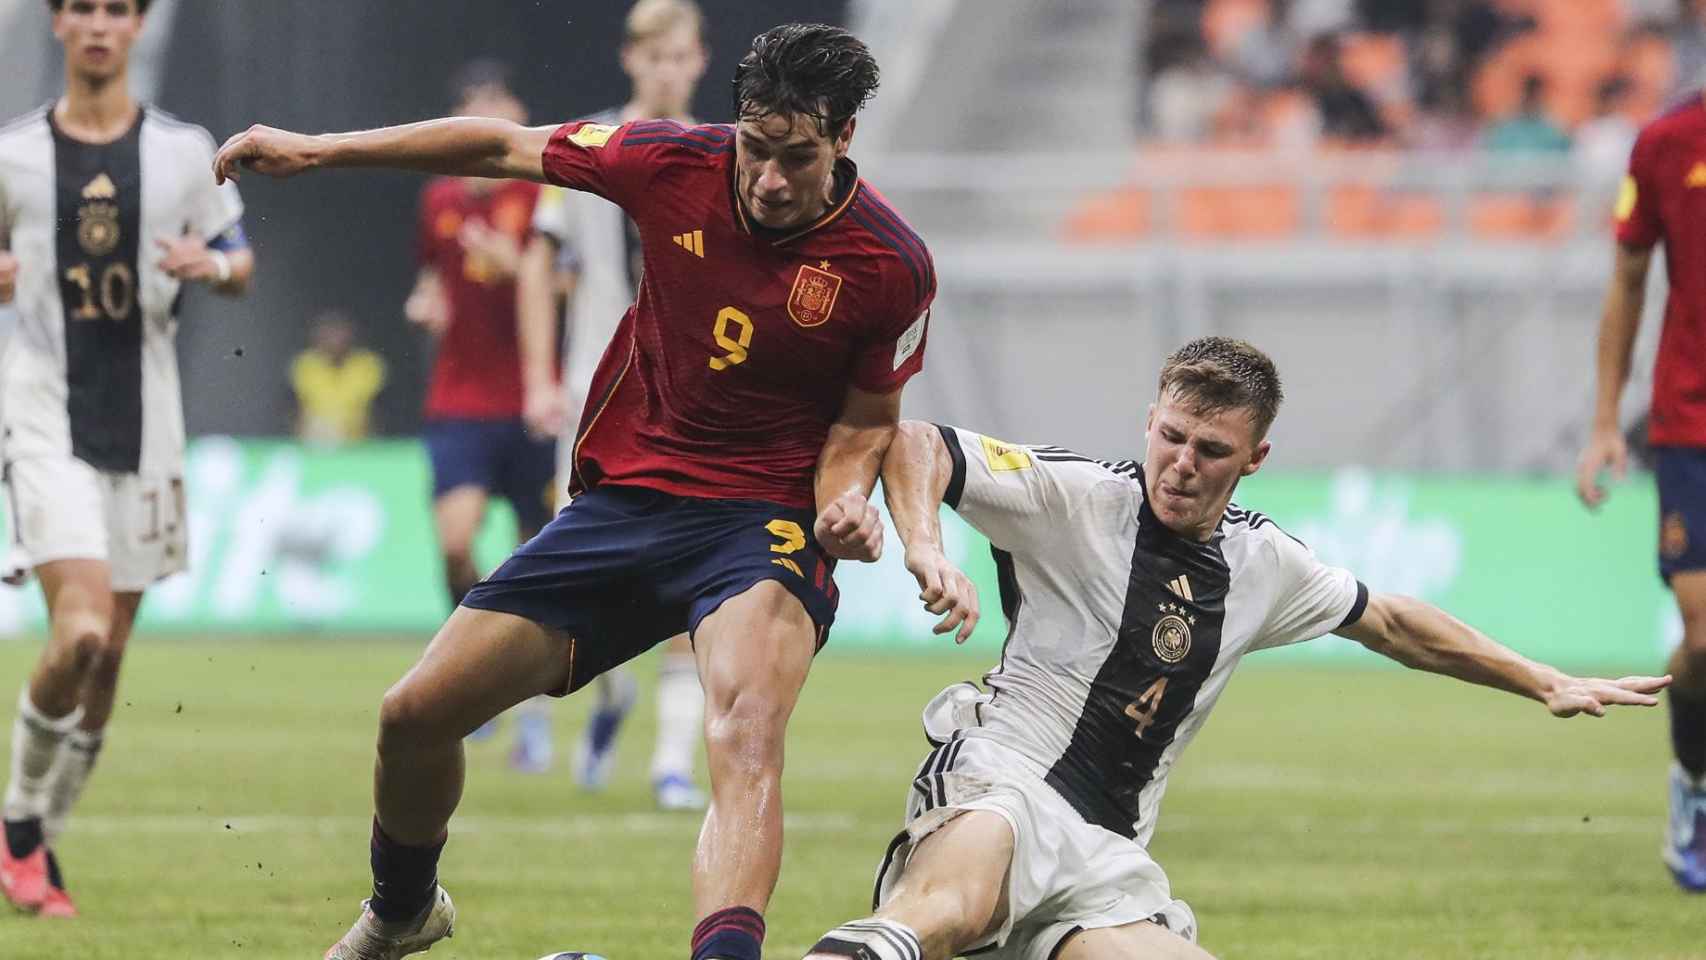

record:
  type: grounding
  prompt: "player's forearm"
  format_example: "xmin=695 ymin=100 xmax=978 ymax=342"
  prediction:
xmin=1358 ymin=594 xmax=1564 ymax=704
xmin=516 ymin=237 xmax=559 ymax=390
xmin=815 ymin=420 xmax=895 ymax=514
xmin=309 ymin=117 xmax=542 ymax=181
xmin=1591 ymin=249 xmax=1649 ymax=430
xmin=879 ymin=420 xmax=952 ymax=555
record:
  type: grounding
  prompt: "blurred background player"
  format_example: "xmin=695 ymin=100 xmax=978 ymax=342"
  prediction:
xmin=406 ymin=60 xmax=556 ymax=772
xmin=0 ymin=0 xmax=253 ymax=917
xmin=291 ymin=308 xmax=387 ymax=447
xmin=1577 ymin=83 xmax=1706 ymax=892
xmin=518 ymin=0 xmax=710 ymax=810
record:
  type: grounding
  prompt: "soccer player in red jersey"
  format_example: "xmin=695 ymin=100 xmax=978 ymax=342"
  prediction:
xmin=407 ymin=61 xmax=552 ymax=613
xmin=215 ymin=24 xmax=932 ymax=960
xmin=1578 ymin=91 xmax=1706 ymax=891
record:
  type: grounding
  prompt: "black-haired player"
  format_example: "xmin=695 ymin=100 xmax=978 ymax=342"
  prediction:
xmin=217 ymin=23 xmax=930 ymax=960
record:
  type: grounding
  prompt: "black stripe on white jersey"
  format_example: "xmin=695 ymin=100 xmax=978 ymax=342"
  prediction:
xmin=51 ymin=107 xmax=145 ymax=472
xmin=1044 ymin=470 xmax=1229 ymax=840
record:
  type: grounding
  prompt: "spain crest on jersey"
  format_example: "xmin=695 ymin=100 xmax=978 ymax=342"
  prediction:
xmin=787 ymin=263 xmax=842 ymax=327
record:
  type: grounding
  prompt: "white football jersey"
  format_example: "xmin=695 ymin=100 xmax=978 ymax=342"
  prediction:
xmin=935 ymin=424 xmax=1366 ymax=844
xmin=531 ymin=106 xmax=640 ymax=416
xmin=0 ymin=104 xmax=244 ymax=477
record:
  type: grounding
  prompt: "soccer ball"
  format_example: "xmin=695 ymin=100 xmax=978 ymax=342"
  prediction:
xmin=536 ymin=955 xmax=607 ymax=960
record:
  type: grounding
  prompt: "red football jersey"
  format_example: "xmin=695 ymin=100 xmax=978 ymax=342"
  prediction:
xmin=1618 ymin=96 xmax=1706 ymax=447
xmin=415 ymin=177 xmax=542 ymax=419
xmin=541 ymin=119 xmax=935 ymax=509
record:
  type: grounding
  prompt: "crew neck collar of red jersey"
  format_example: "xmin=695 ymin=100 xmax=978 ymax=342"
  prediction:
xmin=729 ymin=155 xmax=861 ymax=246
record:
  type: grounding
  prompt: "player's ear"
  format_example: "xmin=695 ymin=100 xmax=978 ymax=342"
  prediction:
xmin=1242 ymin=439 xmax=1271 ymax=477
xmin=835 ymin=117 xmax=856 ymax=158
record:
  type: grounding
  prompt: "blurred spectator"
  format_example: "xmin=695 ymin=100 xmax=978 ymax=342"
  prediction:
xmin=290 ymin=310 xmax=387 ymax=446
xmin=1301 ymin=34 xmax=1388 ymax=141
xmin=1672 ymin=0 xmax=1706 ymax=98
xmin=1482 ymin=73 xmax=1570 ymax=153
xmin=1150 ymin=37 xmax=1235 ymax=141
xmin=1409 ymin=80 xmax=1479 ymax=150
xmin=1574 ymin=76 xmax=1640 ymax=185
xmin=1231 ymin=0 xmax=1300 ymax=88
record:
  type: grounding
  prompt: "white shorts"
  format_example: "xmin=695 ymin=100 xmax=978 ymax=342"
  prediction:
xmin=2 ymin=455 xmax=186 ymax=592
xmin=873 ymin=685 xmax=1197 ymax=960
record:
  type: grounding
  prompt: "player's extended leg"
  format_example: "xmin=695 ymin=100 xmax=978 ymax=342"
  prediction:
xmin=1050 ymin=921 xmax=1216 ymax=960
xmin=688 ymin=581 xmax=817 ymax=960
xmin=433 ymin=485 xmax=488 ymax=607
xmin=1663 ymin=569 xmax=1706 ymax=889
xmin=804 ymin=810 xmax=1011 ymax=960
xmin=40 ymin=589 xmax=143 ymax=842
xmin=325 ymin=605 xmax=574 ymax=960
xmin=1 ymin=558 xmax=112 ymax=914
xmin=652 ymin=632 xmax=706 ymax=810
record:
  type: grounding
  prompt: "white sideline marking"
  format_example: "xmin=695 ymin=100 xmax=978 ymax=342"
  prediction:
xmin=68 ymin=810 xmax=1654 ymax=839
xmin=1161 ymin=813 xmax=1657 ymax=837
xmin=69 ymin=811 xmax=860 ymax=837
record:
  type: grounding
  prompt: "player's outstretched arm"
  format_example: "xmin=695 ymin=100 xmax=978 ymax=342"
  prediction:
xmin=212 ymin=118 xmax=557 ymax=185
xmin=877 ymin=420 xmax=980 ymax=643
xmin=814 ymin=385 xmax=903 ymax=564
xmin=1577 ymin=242 xmax=1652 ymax=509
xmin=1337 ymin=592 xmax=1670 ymax=717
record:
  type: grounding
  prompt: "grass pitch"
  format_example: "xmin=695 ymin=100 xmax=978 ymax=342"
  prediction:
xmin=0 ymin=637 xmax=1697 ymax=959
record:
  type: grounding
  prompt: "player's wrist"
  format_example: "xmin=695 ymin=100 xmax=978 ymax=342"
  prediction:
xmin=206 ymin=250 xmax=232 ymax=285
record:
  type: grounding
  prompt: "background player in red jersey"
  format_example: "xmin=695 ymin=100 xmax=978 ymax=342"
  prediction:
xmin=215 ymin=24 xmax=932 ymax=960
xmin=1578 ymin=91 xmax=1706 ymax=891
xmin=407 ymin=61 xmax=551 ymax=613
xmin=407 ymin=61 xmax=559 ymax=774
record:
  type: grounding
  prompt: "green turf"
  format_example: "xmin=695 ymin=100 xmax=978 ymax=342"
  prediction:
xmin=0 ymin=638 xmax=1696 ymax=959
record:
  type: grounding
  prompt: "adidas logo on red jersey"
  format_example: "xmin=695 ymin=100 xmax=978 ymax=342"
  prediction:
xmin=672 ymin=230 xmax=704 ymax=257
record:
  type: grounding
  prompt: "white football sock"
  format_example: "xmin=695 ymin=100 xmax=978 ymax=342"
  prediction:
xmin=650 ymin=652 xmax=703 ymax=781
xmin=3 ymin=689 xmax=82 ymax=823
xmin=809 ymin=918 xmax=924 ymax=960
xmin=42 ymin=726 xmax=103 ymax=841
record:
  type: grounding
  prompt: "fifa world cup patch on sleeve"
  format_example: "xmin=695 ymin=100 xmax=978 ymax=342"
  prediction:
xmin=1616 ymin=175 xmax=1637 ymax=221
xmin=980 ymin=435 xmax=1032 ymax=472
xmin=893 ymin=310 xmax=927 ymax=370
xmin=567 ymin=123 xmax=619 ymax=149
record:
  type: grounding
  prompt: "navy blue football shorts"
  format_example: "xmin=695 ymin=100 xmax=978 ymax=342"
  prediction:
xmin=1657 ymin=446 xmax=1706 ymax=584
xmin=461 ymin=484 xmax=839 ymax=695
xmin=422 ymin=417 xmax=556 ymax=533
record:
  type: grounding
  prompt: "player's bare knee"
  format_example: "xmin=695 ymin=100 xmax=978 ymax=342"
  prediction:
xmin=47 ymin=612 xmax=112 ymax=678
xmin=377 ymin=682 xmax=438 ymax=753
xmin=702 ymin=689 xmax=788 ymax=777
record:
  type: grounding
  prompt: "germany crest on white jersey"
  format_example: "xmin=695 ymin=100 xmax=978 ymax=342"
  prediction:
xmin=934 ymin=425 xmax=1367 ymax=844
xmin=0 ymin=104 xmax=244 ymax=476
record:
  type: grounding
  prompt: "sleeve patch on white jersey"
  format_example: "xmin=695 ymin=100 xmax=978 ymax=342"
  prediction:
xmin=893 ymin=309 xmax=927 ymax=370
xmin=980 ymin=435 xmax=1033 ymax=472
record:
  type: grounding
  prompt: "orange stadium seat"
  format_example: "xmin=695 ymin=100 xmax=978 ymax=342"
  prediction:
xmin=1061 ymin=186 xmax=1152 ymax=242
xmin=1468 ymin=194 xmax=1575 ymax=239
xmin=1327 ymin=185 xmax=1443 ymax=239
xmin=1178 ymin=184 xmax=1300 ymax=240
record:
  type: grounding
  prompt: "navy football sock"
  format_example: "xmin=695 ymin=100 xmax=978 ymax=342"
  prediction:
xmin=1671 ymin=686 xmax=1706 ymax=780
xmin=691 ymin=905 xmax=765 ymax=960
xmin=368 ymin=819 xmax=445 ymax=923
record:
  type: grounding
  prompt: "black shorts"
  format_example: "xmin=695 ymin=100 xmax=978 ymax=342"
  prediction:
xmin=1656 ymin=446 xmax=1706 ymax=584
xmin=461 ymin=484 xmax=838 ymax=695
xmin=421 ymin=417 xmax=556 ymax=532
